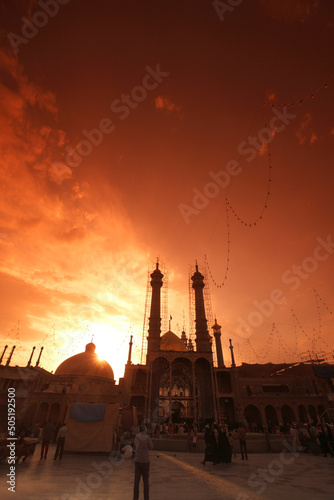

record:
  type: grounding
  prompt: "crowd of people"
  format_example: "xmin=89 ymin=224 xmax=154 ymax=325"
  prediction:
xmin=288 ymin=421 xmax=334 ymax=456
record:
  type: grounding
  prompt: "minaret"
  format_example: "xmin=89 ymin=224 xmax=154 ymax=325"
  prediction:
xmin=27 ymin=346 xmax=36 ymax=367
xmin=127 ymin=335 xmax=133 ymax=365
xmin=212 ymin=319 xmax=224 ymax=367
xmin=229 ymin=338 xmax=236 ymax=367
xmin=0 ymin=345 xmax=8 ymax=364
xmin=6 ymin=346 xmax=16 ymax=366
xmin=147 ymin=262 xmax=163 ymax=357
xmin=191 ymin=264 xmax=211 ymax=352
xmin=35 ymin=346 xmax=44 ymax=367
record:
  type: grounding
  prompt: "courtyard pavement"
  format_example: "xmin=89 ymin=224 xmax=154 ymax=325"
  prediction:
xmin=0 ymin=443 xmax=333 ymax=500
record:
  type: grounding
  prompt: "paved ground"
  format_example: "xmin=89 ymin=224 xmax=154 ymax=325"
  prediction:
xmin=0 ymin=443 xmax=333 ymax=499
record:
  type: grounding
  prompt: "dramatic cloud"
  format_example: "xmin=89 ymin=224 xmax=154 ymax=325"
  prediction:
xmin=296 ymin=113 xmax=318 ymax=145
xmin=155 ymin=95 xmax=183 ymax=117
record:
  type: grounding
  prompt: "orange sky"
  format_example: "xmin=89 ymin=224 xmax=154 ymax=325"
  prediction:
xmin=0 ymin=0 xmax=334 ymax=381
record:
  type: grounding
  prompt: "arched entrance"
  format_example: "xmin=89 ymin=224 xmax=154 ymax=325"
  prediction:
xmin=308 ymin=404 xmax=317 ymax=424
xmin=195 ymin=358 xmax=215 ymax=421
xmin=265 ymin=405 xmax=279 ymax=427
xmin=25 ymin=402 xmax=38 ymax=427
xmin=298 ymin=405 xmax=308 ymax=423
xmin=244 ymin=404 xmax=262 ymax=430
xmin=49 ymin=403 xmax=60 ymax=425
xmin=36 ymin=402 xmax=49 ymax=426
xmin=281 ymin=404 xmax=295 ymax=425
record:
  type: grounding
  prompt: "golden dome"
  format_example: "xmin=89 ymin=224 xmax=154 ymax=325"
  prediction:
xmin=55 ymin=343 xmax=114 ymax=380
xmin=160 ymin=331 xmax=188 ymax=352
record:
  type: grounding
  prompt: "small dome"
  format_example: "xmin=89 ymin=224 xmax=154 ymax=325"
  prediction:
xmin=160 ymin=331 xmax=188 ymax=352
xmin=55 ymin=343 xmax=114 ymax=380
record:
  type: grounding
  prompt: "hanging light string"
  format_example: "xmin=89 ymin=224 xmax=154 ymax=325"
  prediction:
xmin=245 ymin=324 xmax=276 ymax=361
xmin=261 ymin=78 xmax=333 ymax=108
xmin=314 ymin=289 xmax=333 ymax=316
xmin=204 ymin=198 xmax=230 ymax=288
xmin=313 ymin=290 xmax=332 ymax=350
xmin=226 ymin=145 xmax=272 ymax=227
xmin=274 ymin=324 xmax=299 ymax=359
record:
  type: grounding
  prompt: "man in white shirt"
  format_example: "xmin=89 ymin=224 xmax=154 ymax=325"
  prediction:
xmin=133 ymin=424 xmax=153 ymax=500
xmin=54 ymin=423 xmax=68 ymax=460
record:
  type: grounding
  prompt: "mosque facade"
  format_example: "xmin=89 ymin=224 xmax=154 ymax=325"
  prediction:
xmin=0 ymin=263 xmax=334 ymax=433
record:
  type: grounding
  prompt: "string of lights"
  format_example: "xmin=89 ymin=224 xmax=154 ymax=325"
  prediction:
xmin=226 ymin=149 xmax=272 ymax=228
xmin=245 ymin=324 xmax=275 ymax=361
xmin=204 ymin=198 xmax=230 ymax=288
xmin=274 ymin=325 xmax=297 ymax=359
xmin=313 ymin=290 xmax=332 ymax=351
xmin=314 ymin=289 xmax=333 ymax=315
xmin=261 ymin=78 xmax=332 ymax=108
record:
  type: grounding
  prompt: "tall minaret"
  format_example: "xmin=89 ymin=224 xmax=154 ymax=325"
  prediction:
xmin=147 ymin=262 xmax=163 ymax=358
xmin=212 ymin=319 xmax=224 ymax=367
xmin=191 ymin=264 xmax=211 ymax=352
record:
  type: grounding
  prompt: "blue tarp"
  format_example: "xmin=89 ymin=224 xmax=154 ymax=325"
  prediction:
xmin=69 ymin=403 xmax=106 ymax=423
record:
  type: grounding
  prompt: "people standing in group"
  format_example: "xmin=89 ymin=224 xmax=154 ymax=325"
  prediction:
xmin=40 ymin=421 xmax=55 ymax=460
xmin=238 ymin=423 xmax=249 ymax=460
xmin=290 ymin=423 xmax=301 ymax=452
xmin=187 ymin=429 xmax=193 ymax=452
xmin=53 ymin=422 xmax=68 ymax=460
xmin=264 ymin=427 xmax=272 ymax=453
xmin=228 ymin=431 xmax=237 ymax=458
xmin=133 ymin=424 xmax=153 ymax=500
xmin=317 ymin=424 xmax=334 ymax=457
xmin=325 ymin=423 xmax=334 ymax=455
xmin=192 ymin=432 xmax=198 ymax=453
xmin=217 ymin=426 xmax=232 ymax=463
xmin=201 ymin=425 xmax=219 ymax=465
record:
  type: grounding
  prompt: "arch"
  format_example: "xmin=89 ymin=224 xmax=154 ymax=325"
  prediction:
xmin=298 ymin=404 xmax=308 ymax=423
xmin=317 ymin=405 xmax=328 ymax=422
xmin=281 ymin=404 xmax=295 ymax=425
xmin=244 ymin=404 xmax=262 ymax=430
xmin=308 ymin=404 xmax=317 ymax=423
xmin=265 ymin=405 xmax=279 ymax=427
xmin=195 ymin=358 xmax=215 ymax=421
xmin=130 ymin=396 xmax=146 ymax=422
xmin=24 ymin=402 xmax=38 ymax=427
xmin=49 ymin=402 xmax=60 ymax=425
xmin=151 ymin=357 xmax=169 ymax=418
xmin=35 ymin=402 xmax=49 ymax=426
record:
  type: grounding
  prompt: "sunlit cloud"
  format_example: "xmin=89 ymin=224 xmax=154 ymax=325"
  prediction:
xmin=257 ymin=0 xmax=320 ymax=23
xmin=296 ymin=112 xmax=318 ymax=145
xmin=155 ymin=95 xmax=183 ymax=117
xmin=0 ymin=47 xmax=151 ymax=380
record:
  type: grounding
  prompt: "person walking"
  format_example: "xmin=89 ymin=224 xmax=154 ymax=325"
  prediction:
xmin=133 ymin=424 xmax=153 ymax=500
xmin=54 ymin=423 xmax=68 ymax=460
xmin=40 ymin=421 xmax=55 ymax=460
xmin=238 ymin=423 xmax=249 ymax=460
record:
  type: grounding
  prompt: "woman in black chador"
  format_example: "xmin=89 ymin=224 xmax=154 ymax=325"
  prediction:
xmin=218 ymin=426 xmax=232 ymax=463
xmin=201 ymin=426 xmax=219 ymax=465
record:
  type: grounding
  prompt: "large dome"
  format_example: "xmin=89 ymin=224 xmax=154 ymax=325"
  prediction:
xmin=55 ymin=343 xmax=114 ymax=380
xmin=160 ymin=331 xmax=188 ymax=352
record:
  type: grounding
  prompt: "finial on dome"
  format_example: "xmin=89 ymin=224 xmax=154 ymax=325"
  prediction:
xmin=85 ymin=342 xmax=96 ymax=353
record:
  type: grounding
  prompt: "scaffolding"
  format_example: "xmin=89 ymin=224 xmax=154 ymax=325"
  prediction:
xmin=140 ymin=260 xmax=169 ymax=364
xmin=141 ymin=269 xmax=151 ymax=364
xmin=160 ymin=261 xmax=169 ymax=334
xmin=188 ymin=263 xmax=217 ymax=366
xmin=188 ymin=266 xmax=196 ymax=342
xmin=299 ymin=350 xmax=334 ymax=364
